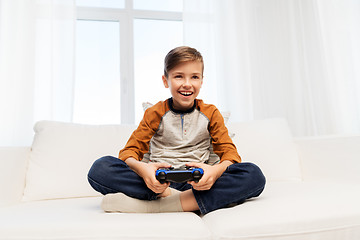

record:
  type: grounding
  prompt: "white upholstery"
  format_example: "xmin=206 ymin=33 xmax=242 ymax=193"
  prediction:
xmin=203 ymin=181 xmax=360 ymax=240
xmin=1 ymin=118 xmax=360 ymax=240
xmin=228 ymin=119 xmax=302 ymax=181
xmin=0 ymin=197 xmax=211 ymax=240
xmin=295 ymin=135 xmax=360 ymax=183
xmin=1 ymin=182 xmax=359 ymax=240
xmin=0 ymin=147 xmax=29 ymax=206
xmin=23 ymin=119 xmax=301 ymax=201
xmin=23 ymin=121 xmax=136 ymax=201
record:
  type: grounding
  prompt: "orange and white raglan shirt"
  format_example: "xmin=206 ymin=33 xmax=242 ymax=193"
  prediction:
xmin=119 ymin=98 xmax=241 ymax=167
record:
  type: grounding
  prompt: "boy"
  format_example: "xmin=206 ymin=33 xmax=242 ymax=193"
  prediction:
xmin=88 ymin=46 xmax=265 ymax=215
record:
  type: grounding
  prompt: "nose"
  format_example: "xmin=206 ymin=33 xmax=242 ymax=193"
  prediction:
xmin=182 ymin=77 xmax=191 ymax=88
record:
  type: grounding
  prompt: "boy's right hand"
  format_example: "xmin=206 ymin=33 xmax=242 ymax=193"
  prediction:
xmin=125 ymin=158 xmax=171 ymax=194
xmin=138 ymin=162 xmax=172 ymax=194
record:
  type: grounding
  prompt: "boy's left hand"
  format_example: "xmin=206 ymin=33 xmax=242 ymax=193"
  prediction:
xmin=186 ymin=160 xmax=233 ymax=191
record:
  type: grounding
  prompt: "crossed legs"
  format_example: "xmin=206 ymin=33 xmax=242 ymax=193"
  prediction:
xmin=88 ymin=156 xmax=265 ymax=215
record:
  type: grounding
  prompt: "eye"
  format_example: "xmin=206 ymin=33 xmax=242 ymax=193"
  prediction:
xmin=192 ymin=75 xmax=200 ymax=79
xmin=174 ymin=75 xmax=183 ymax=79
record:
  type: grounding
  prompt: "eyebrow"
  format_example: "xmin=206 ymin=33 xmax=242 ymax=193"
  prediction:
xmin=171 ymin=72 xmax=202 ymax=75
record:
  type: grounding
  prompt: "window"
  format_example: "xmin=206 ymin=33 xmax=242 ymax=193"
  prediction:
xmin=133 ymin=0 xmax=182 ymax=11
xmin=73 ymin=20 xmax=121 ymax=124
xmin=76 ymin=0 xmax=125 ymax=8
xmin=75 ymin=0 xmax=183 ymax=124
xmin=134 ymin=19 xmax=183 ymax=122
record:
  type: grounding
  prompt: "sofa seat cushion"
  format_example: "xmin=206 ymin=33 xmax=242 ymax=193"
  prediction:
xmin=202 ymin=181 xmax=360 ymax=240
xmin=0 ymin=197 xmax=211 ymax=240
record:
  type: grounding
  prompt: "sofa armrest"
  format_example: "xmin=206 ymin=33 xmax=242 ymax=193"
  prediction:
xmin=0 ymin=147 xmax=29 ymax=207
xmin=294 ymin=135 xmax=360 ymax=183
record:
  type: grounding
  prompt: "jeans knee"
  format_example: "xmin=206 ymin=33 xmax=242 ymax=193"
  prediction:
xmin=88 ymin=155 xmax=118 ymax=182
xmin=231 ymin=162 xmax=266 ymax=191
xmin=88 ymin=155 xmax=122 ymax=195
xmin=246 ymin=162 xmax=266 ymax=191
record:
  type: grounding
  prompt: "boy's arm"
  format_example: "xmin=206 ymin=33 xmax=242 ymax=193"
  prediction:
xmin=211 ymin=160 xmax=233 ymax=175
xmin=118 ymin=101 xmax=170 ymax=193
xmin=209 ymin=109 xmax=241 ymax=163
xmin=124 ymin=157 xmax=171 ymax=193
xmin=118 ymin=122 xmax=154 ymax=161
xmin=119 ymin=103 xmax=165 ymax=161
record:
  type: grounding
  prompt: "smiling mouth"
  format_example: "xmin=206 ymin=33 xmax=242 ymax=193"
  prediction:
xmin=179 ymin=91 xmax=193 ymax=96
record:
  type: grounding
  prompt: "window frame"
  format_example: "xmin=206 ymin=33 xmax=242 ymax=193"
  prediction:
xmin=76 ymin=0 xmax=183 ymax=124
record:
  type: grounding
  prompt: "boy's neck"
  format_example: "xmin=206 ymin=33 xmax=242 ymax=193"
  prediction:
xmin=168 ymin=98 xmax=196 ymax=114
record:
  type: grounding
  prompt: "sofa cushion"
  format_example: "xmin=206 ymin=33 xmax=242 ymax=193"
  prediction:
xmin=227 ymin=118 xmax=302 ymax=181
xmin=202 ymin=181 xmax=360 ymax=240
xmin=0 ymin=147 xmax=29 ymax=206
xmin=0 ymin=197 xmax=211 ymax=240
xmin=23 ymin=121 xmax=137 ymax=201
xmin=6 ymin=182 xmax=360 ymax=240
xmin=23 ymin=118 xmax=300 ymax=201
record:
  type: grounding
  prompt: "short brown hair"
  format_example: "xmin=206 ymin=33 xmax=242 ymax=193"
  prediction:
xmin=164 ymin=46 xmax=203 ymax=78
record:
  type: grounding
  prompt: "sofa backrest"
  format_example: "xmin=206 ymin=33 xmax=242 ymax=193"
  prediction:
xmin=227 ymin=118 xmax=302 ymax=182
xmin=23 ymin=121 xmax=137 ymax=201
xmin=295 ymin=135 xmax=360 ymax=183
xmin=22 ymin=118 xmax=302 ymax=202
xmin=0 ymin=147 xmax=29 ymax=206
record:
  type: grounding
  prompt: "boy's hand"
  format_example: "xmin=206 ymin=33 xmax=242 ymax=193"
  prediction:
xmin=139 ymin=162 xmax=172 ymax=194
xmin=125 ymin=158 xmax=171 ymax=194
xmin=186 ymin=161 xmax=233 ymax=191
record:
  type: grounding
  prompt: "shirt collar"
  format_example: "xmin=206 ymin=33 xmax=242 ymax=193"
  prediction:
xmin=168 ymin=98 xmax=197 ymax=114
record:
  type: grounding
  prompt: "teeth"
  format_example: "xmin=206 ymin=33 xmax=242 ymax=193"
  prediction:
xmin=180 ymin=92 xmax=192 ymax=96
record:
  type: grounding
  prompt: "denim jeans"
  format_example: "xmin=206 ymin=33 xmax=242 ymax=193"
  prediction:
xmin=88 ymin=156 xmax=266 ymax=215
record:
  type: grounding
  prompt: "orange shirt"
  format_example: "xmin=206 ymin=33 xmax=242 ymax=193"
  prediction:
xmin=119 ymin=98 xmax=241 ymax=167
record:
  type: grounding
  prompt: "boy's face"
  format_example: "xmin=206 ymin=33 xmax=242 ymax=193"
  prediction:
xmin=162 ymin=61 xmax=203 ymax=111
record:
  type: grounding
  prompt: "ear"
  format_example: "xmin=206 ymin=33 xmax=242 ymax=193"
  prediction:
xmin=162 ymin=75 xmax=169 ymax=88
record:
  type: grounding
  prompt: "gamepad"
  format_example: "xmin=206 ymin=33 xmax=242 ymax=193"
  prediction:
xmin=156 ymin=166 xmax=204 ymax=184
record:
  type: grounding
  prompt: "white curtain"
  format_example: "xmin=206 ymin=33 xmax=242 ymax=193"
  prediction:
xmin=0 ymin=0 xmax=76 ymax=146
xmin=184 ymin=0 xmax=360 ymax=137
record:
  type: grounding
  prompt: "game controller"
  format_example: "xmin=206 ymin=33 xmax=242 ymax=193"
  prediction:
xmin=156 ymin=166 xmax=204 ymax=184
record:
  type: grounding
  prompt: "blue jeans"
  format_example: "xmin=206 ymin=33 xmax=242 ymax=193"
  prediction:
xmin=88 ymin=156 xmax=266 ymax=215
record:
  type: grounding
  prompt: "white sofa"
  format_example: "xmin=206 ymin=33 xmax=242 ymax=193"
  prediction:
xmin=1 ymin=118 xmax=360 ymax=240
